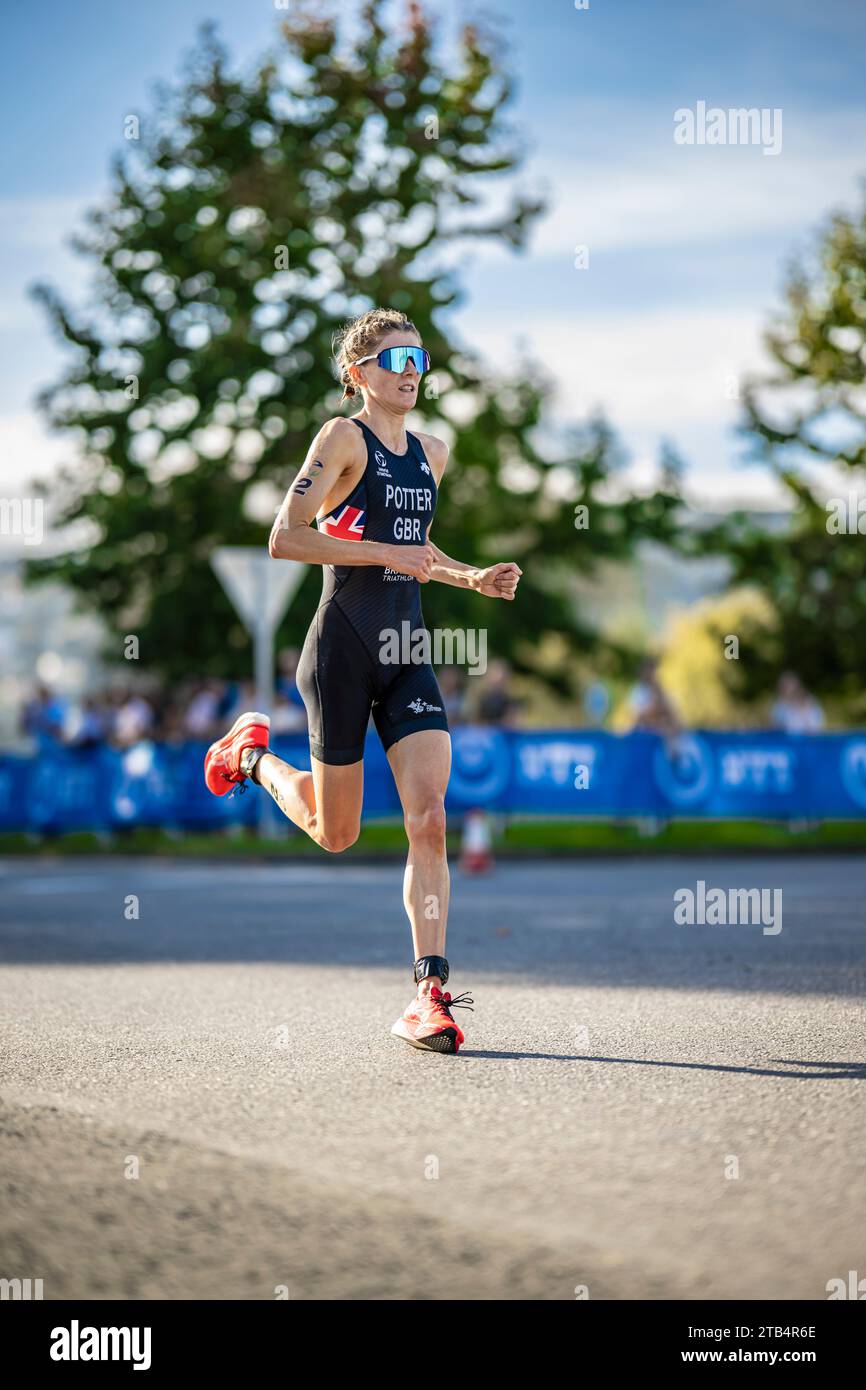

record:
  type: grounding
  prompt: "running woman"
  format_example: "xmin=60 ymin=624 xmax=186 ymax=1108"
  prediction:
xmin=204 ymin=308 xmax=521 ymax=1053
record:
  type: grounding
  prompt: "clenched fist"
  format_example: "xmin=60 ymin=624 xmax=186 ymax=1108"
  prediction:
xmin=474 ymin=562 xmax=522 ymax=600
xmin=388 ymin=544 xmax=436 ymax=582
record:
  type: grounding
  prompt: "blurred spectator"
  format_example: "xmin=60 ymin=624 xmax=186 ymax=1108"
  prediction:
xmin=475 ymin=659 xmax=521 ymax=727
xmin=66 ymin=697 xmax=108 ymax=749
xmin=271 ymin=690 xmax=307 ymax=734
xmin=627 ymin=659 xmax=683 ymax=837
xmin=437 ymin=666 xmax=467 ymax=724
xmin=628 ymin=659 xmax=681 ymax=737
xmin=113 ymin=688 xmax=155 ymax=746
xmin=226 ymin=680 xmax=258 ymax=726
xmin=159 ymin=701 xmax=187 ymax=745
xmin=214 ymin=679 xmax=237 ymax=722
xmin=183 ymin=679 xmax=224 ymax=739
xmin=583 ymin=680 xmax=611 ymax=726
xmin=771 ymin=672 xmax=825 ymax=734
xmin=21 ymin=684 xmax=67 ymax=747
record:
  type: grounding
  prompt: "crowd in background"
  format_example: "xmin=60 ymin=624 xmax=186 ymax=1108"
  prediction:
xmin=18 ymin=650 xmax=526 ymax=752
xmin=18 ymin=651 xmax=825 ymax=753
xmin=627 ymin=660 xmax=825 ymax=737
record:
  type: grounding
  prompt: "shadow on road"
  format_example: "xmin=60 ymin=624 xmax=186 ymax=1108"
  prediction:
xmin=462 ymin=1049 xmax=866 ymax=1079
xmin=0 ymin=858 xmax=864 ymax=999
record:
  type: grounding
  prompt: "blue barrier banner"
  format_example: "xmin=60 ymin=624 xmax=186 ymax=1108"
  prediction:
xmin=1 ymin=729 xmax=865 ymax=832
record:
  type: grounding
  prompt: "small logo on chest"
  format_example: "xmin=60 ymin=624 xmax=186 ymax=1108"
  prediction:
xmin=374 ymin=450 xmax=392 ymax=478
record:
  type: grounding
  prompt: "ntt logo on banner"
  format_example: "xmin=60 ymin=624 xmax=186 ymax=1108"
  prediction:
xmin=840 ymin=741 xmax=866 ymax=810
xmin=653 ymin=735 xmax=714 ymax=807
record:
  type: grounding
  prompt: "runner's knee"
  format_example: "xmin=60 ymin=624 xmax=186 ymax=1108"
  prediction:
xmin=315 ymin=819 xmax=360 ymax=853
xmin=405 ymin=799 xmax=447 ymax=850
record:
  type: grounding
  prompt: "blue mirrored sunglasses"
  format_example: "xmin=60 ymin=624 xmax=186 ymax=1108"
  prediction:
xmin=353 ymin=345 xmax=430 ymax=375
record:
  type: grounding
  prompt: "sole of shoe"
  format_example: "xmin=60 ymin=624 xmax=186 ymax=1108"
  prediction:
xmin=223 ymin=710 xmax=271 ymax=743
xmin=390 ymin=1020 xmax=459 ymax=1054
xmin=207 ymin=711 xmax=271 ymax=762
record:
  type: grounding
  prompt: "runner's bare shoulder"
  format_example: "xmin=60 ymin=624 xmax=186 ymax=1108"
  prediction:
xmin=411 ymin=431 xmax=449 ymax=484
xmin=313 ymin=415 xmax=367 ymax=475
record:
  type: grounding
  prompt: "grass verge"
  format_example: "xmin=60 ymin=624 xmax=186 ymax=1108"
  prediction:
xmin=1 ymin=818 xmax=864 ymax=858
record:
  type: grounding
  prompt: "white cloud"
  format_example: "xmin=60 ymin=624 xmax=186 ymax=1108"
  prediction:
xmin=469 ymin=303 xmax=769 ymax=428
xmin=0 ymin=194 xmax=101 ymax=253
xmin=454 ymin=105 xmax=866 ymax=263
xmin=460 ymin=304 xmax=791 ymax=507
xmin=0 ymin=195 xmax=98 ymax=346
xmin=449 ymin=102 xmax=866 ymax=507
xmin=0 ymin=413 xmax=68 ymax=495
xmin=529 ymin=147 xmax=865 ymax=257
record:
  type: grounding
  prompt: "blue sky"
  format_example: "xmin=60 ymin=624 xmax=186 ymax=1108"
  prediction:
xmin=2 ymin=0 xmax=865 ymax=507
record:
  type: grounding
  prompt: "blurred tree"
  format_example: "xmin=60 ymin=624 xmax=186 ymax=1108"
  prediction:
xmin=650 ymin=588 xmax=777 ymax=730
xmin=31 ymin=0 xmax=681 ymax=689
xmin=693 ymin=193 xmax=866 ymax=714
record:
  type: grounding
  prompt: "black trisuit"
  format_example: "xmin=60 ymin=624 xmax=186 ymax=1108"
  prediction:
xmin=296 ymin=418 xmax=450 ymax=765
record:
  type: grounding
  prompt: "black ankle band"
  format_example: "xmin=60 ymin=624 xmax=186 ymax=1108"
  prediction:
xmin=240 ymin=745 xmax=268 ymax=784
xmin=414 ymin=955 xmax=449 ymax=987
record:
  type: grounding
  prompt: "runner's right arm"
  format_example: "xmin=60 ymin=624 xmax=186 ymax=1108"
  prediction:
xmin=268 ymin=418 xmax=434 ymax=581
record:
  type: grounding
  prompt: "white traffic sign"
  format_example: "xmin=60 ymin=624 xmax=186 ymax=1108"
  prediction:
xmin=211 ymin=547 xmax=305 ymax=634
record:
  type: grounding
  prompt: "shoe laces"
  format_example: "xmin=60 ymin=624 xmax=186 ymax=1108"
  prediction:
xmin=429 ymin=989 xmax=474 ymax=1019
xmin=221 ymin=772 xmax=246 ymax=796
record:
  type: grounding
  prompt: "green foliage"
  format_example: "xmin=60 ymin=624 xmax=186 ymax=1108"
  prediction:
xmin=693 ymin=192 xmax=866 ymax=710
xmin=30 ymin=2 xmax=681 ymax=689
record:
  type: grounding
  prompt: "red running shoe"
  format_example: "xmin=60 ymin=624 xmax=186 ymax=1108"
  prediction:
xmin=390 ymin=987 xmax=474 ymax=1054
xmin=204 ymin=711 xmax=270 ymax=796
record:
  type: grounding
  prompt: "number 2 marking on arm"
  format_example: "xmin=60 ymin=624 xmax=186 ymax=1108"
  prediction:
xmin=291 ymin=459 xmax=325 ymax=495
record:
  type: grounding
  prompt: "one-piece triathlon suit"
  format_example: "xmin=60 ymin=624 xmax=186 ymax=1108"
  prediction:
xmin=296 ymin=418 xmax=450 ymax=765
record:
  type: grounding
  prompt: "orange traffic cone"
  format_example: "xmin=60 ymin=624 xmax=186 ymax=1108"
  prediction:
xmin=460 ymin=808 xmax=494 ymax=873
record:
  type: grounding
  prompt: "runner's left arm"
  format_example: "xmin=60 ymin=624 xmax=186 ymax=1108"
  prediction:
xmin=418 ymin=434 xmax=523 ymax=600
xmin=426 ymin=541 xmax=521 ymax=600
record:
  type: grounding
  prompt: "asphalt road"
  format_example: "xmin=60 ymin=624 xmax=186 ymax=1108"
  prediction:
xmin=0 ymin=854 xmax=864 ymax=1300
